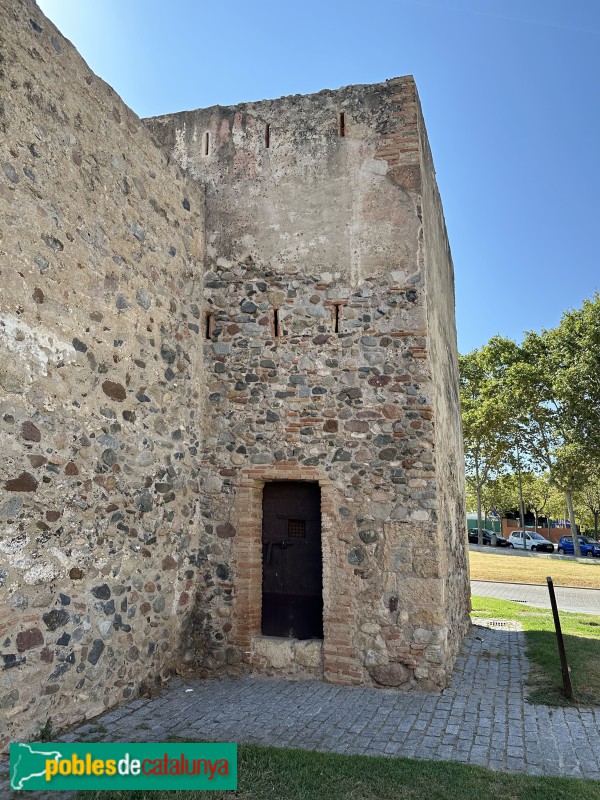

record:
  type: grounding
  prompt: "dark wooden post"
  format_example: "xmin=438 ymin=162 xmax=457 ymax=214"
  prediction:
xmin=546 ymin=576 xmax=574 ymax=701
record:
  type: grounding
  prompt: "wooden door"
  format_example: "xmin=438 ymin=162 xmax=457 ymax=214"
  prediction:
xmin=261 ymin=482 xmax=323 ymax=639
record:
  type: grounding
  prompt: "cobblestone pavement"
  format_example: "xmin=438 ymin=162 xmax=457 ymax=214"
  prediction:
xmin=2 ymin=626 xmax=600 ymax=797
xmin=472 ymin=579 xmax=600 ymax=615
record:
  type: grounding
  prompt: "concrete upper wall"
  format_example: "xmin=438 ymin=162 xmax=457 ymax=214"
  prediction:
xmin=0 ymin=0 xmax=204 ymax=749
xmin=145 ymin=79 xmax=421 ymax=286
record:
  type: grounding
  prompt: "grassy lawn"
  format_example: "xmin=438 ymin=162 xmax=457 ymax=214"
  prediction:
xmin=469 ymin=550 xmax=600 ymax=588
xmin=74 ymin=742 xmax=600 ymax=800
xmin=472 ymin=596 xmax=600 ymax=705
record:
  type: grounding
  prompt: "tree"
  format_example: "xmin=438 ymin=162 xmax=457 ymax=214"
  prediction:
xmin=578 ymin=473 xmax=600 ymax=537
xmin=459 ymin=339 xmax=518 ymax=544
xmin=504 ymin=295 xmax=600 ymax=557
xmin=520 ymin=473 xmax=552 ymax=531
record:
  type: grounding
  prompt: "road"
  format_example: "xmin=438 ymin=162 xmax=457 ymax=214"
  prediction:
xmin=471 ymin=579 xmax=600 ymax=615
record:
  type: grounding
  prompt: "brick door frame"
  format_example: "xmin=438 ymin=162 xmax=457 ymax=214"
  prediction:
xmin=229 ymin=464 xmax=360 ymax=684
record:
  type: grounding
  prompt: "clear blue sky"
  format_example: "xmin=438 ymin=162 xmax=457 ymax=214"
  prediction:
xmin=37 ymin=0 xmax=600 ymax=354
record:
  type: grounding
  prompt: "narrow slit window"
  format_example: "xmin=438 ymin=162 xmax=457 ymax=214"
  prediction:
xmin=265 ymin=124 xmax=270 ymax=149
xmin=204 ymin=131 xmax=210 ymax=156
xmin=205 ymin=312 xmax=214 ymax=339
xmin=273 ymin=308 xmax=280 ymax=337
xmin=339 ymin=112 xmax=345 ymax=138
xmin=332 ymin=302 xmax=344 ymax=333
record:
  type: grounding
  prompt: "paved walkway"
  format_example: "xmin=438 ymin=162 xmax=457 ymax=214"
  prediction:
xmin=3 ymin=626 xmax=600 ymax=796
xmin=472 ymin=579 xmax=600 ymax=615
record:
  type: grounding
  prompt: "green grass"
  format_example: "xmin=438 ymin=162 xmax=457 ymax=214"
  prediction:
xmin=471 ymin=596 xmax=600 ymax=705
xmin=75 ymin=742 xmax=600 ymax=800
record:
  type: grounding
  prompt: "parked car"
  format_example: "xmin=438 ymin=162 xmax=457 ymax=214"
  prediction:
xmin=557 ymin=535 xmax=600 ymax=558
xmin=468 ymin=528 xmax=508 ymax=547
xmin=507 ymin=530 xmax=554 ymax=552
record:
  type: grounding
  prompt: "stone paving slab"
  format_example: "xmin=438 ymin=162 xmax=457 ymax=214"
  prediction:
xmin=472 ymin=580 xmax=600 ymax=615
xmin=2 ymin=626 xmax=600 ymax=797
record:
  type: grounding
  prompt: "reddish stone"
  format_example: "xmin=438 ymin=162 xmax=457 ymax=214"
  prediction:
xmin=47 ymin=510 xmax=61 ymax=522
xmin=101 ymin=380 xmax=126 ymax=401
xmin=382 ymin=404 xmax=402 ymax=419
xmin=162 ymin=555 xmax=177 ymax=570
xmin=16 ymin=628 xmax=44 ymax=652
xmin=105 ymin=504 xmax=118 ymax=512
xmin=5 ymin=472 xmax=38 ymax=492
xmin=69 ymin=567 xmax=84 ymax=580
xmin=64 ymin=462 xmax=79 ymax=476
xmin=368 ymin=375 xmax=391 ymax=387
xmin=140 ymin=602 xmax=151 ymax=615
xmin=40 ymin=647 xmax=54 ymax=663
xmin=323 ymin=420 xmax=338 ymax=433
xmin=178 ymin=592 xmax=190 ymax=606
xmin=21 ymin=421 xmax=41 ymax=442
xmin=44 ymin=684 xmax=59 ymax=695
xmin=227 ymin=324 xmax=241 ymax=335
xmin=32 ymin=287 xmax=44 ymax=304
xmin=216 ymin=523 xmax=236 ymax=539
xmin=344 ymin=420 xmax=369 ymax=433
xmin=313 ymin=334 xmax=330 ymax=345
xmin=144 ymin=582 xmax=156 ymax=593
xmin=29 ymin=455 xmax=47 ymax=468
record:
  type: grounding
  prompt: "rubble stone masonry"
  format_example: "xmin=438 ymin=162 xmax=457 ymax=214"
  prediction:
xmin=0 ymin=0 xmax=204 ymax=750
xmin=147 ymin=79 xmax=470 ymax=685
xmin=0 ymin=0 xmax=469 ymax=752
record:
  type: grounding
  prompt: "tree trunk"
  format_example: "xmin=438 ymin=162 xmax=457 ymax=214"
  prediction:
xmin=475 ymin=460 xmax=483 ymax=545
xmin=534 ymin=509 xmax=538 ymax=531
xmin=565 ymin=489 xmax=581 ymax=557
xmin=595 ymin=510 xmax=599 ymax=538
xmin=516 ymin=448 xmax=525 ymax=529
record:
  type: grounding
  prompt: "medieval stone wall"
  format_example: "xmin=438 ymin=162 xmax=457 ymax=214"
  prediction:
xmin=147 ymin=79 xmax=469 ymax=689
xmin=0 ymin=0 xmax=204 ymax=750
xmin=0 ymin=0 xmax=469 ymax=751
xmin=416 ymin=98 xmax=471 ymax=662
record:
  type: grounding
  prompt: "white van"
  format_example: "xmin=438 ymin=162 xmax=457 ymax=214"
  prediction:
xmin=507 ymin=530 xmax=554 ymax=553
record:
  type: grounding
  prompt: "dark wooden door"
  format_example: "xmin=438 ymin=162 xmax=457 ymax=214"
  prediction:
xmin=261 ymin=482 xmax=323 ymax=639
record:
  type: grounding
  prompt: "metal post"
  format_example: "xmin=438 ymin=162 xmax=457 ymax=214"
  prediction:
xmin=546 ymin=577 xmax=574 ymax=701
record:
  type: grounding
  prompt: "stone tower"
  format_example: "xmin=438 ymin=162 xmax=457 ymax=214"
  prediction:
xmin=0 ymin=0 xmax=468 ymax=752
xmin=145 ymin=79 xmax=470 ymax=689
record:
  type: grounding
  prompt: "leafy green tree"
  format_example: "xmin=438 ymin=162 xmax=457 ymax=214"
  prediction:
xmin=504 ymin=295 xmax=600 ymax=557
xmin=520 ymin=472 xmax=552 ymax=531
xmin=459 ymin=339 xmax=518 ymax=544
xmin=578 ymin=473 xmax=600 ymax=537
